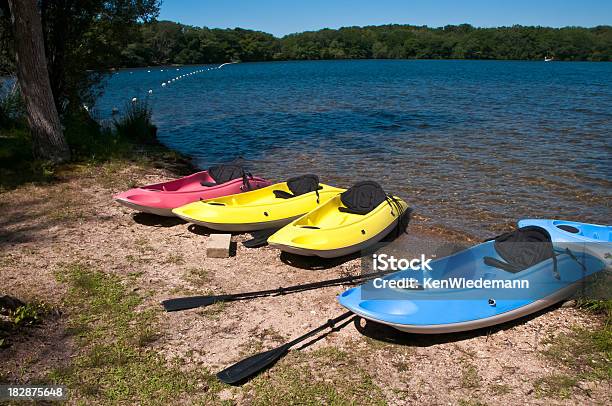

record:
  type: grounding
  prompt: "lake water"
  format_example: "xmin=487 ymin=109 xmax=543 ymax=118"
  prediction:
xmin=96 ymin=60 xmax=611 ymax=237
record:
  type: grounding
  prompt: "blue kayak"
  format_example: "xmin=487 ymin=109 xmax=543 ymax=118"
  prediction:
xmin=337 ymin=219 xmax=610 ymax=334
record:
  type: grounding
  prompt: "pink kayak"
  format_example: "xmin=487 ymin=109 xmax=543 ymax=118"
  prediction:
xmin=113 ymin=164 xmax=271 ymax=216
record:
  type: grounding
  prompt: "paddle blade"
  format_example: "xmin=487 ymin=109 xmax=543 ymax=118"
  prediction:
xmin=161 ymin=295 xmax=229 ymax=312
xmin=217 ymin=343 xmax=290 ymax=384
xmin=242 ymin=227 xmax=281 ymax=248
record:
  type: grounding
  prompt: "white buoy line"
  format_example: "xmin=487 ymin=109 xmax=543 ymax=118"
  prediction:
xmin=156 ymin=62 xmax=237 ymax=89
xmin=122 ymin=62 xmax=237 ymax=106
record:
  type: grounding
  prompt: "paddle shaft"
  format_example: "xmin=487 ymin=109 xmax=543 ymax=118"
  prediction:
xmin=221 ymin=270 xmax=394 ymax=300
xmin=286 ymin=310 xmax=354 ymax=348
xmin=163 ymin=267 xmax=409 ymax=311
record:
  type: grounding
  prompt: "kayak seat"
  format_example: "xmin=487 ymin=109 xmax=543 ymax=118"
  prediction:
xmin=202 ymin=164 xmax=252 ymax=189
xmin=483 ymin=226 xmax=558 ymax=277
xmin=209 ymin=164 xmax=246 ymax=184
xmin=338 ymin=206 xmax=367 ymax=215
xmin=273 ymin=190 xmax=295 ymax=199
xmin=338 ymin=181 xmax=387 ymax=215
xmin=273 ymin=187 xmax=323 ymax=199
xmin=273 ymin=174 xmax=322 ymax=200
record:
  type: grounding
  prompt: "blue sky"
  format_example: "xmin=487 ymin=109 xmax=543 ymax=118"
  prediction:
xmin=158 ymin=0 xmax=612 ymax=37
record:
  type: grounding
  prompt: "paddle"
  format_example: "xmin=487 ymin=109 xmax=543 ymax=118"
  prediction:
xmin=217 ymin=311 xmax=354 ymax=384
xmin=242 ymin=227 xmax=281 ymax=248
xmin=161 ymin=268 xmax=402 ymax=312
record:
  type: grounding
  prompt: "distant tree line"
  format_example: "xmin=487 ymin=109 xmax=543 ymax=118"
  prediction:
xmin=118 ymin=21 xmax=612 ymax=66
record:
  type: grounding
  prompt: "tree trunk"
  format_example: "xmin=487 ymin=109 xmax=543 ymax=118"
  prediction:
xmin=7 ymin=0 xmax=70 ymax=163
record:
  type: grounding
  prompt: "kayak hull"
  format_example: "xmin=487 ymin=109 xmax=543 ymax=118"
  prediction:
xmin=113 ymin=170 xmax=271 ymax=216
xmin=114 ymin=198 xmax=175 ymax=216
xmin=338 ymin=219 xmax=609 ymax=334
xmin=518 ymin=219 xmax=611 ymax=267
xmin=268 ymin=194 xmax=409 ymax=258
xmin=172 ymin=214 xmax=302 ymax=232
xmin=269 ymin=213 xmax=402 ymax=258
xmin=172 ymin=182 xmax=345 ymax=232
xmin=347 ymin=283 xmax=578 ymax=334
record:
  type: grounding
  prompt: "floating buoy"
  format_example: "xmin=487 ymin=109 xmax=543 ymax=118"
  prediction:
xmin=132 ymin=97 xmax=137 ymax=102
xmin=167 ymin=81 xmax=171 ymax=84
xmin=148 ymin=89 xmax=153 ymax=94
xmin=147 ymin=70 xmax=151 ymax=73
xmin=161 ymin=83 xmax=166 ymax=87
xmin=161 ymin=69 xmax=164 ymax=72
xmin=176 ymin=68 xmax=180 ymax=70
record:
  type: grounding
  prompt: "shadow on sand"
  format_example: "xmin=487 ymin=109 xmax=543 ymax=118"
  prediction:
xmin=132 ymin=213 xmax=186 ymax=227
xmin=353 ymin=302 xmax=563 ymax=347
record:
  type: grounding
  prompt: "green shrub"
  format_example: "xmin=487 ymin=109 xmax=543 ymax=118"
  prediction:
xmin=113 ymin=99 xmax=157 ymax=144
xmin=64 ymin=108 xmax=132 ymax=162
xmin=10 ymin=303 xmax=50 ymax=327
xmin=578 ymin=299 xmax=612 ymax=325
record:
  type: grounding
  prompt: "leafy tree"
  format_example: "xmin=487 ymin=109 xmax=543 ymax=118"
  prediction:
xmin=39 ymin=0 xmax=160 ymax=113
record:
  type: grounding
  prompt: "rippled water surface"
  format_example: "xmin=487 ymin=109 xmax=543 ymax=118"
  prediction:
xmin=97 ymin=60 xmax=611 ymax=237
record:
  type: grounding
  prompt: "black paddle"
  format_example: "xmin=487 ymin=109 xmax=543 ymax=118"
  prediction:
xmin=242 ymin=227 xmax=281 ymax=248
xmin=161 ymin=268 xmax=403 ymax=312
xmin=216 ymin=311 xmax=354 ymax=384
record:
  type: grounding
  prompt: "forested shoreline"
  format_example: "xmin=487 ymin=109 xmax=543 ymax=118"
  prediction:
xmin=118 ymin=21 xmax=612 ymax=66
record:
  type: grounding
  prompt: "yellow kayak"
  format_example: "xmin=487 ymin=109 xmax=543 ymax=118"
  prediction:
xmin=172 ymin=175 xmax=345 ymax=231
xmin=268 ymin=181 xmax=409 ymax=258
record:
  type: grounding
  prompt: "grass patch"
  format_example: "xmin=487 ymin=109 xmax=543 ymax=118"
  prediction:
xmin=162 ymin=253 xmax=185 ymax=265
xmin=488 ymin=383 xmax=511 ymax=395
xmin=246 ymin=348 xmax=385 ymax=405
xmin=50 ymin=262 xmax=224 ymax=404
xmin=542 ymin=327 xmax=611 ymax=381
xmin=183 ymin=267 xmax=211 ymax=286
xmin=238 ymin=339 xmax=264 ymax=358
xmin=460 ymin=362 xmax=480 ymax=389
xmin=533 ymin=374 xmax=578 ymax=399
xmin=536 ymin=312 xmax=611 ymax=399
xmin=252 ymin=327 xmax=286 ymax=344
xmin=125 ymin=254 xmax=153 ymax=265
xmin=134 ymin=237 xmax=155 ymax=254
xmin=197 ymin=301 xmax=229 ymax=320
